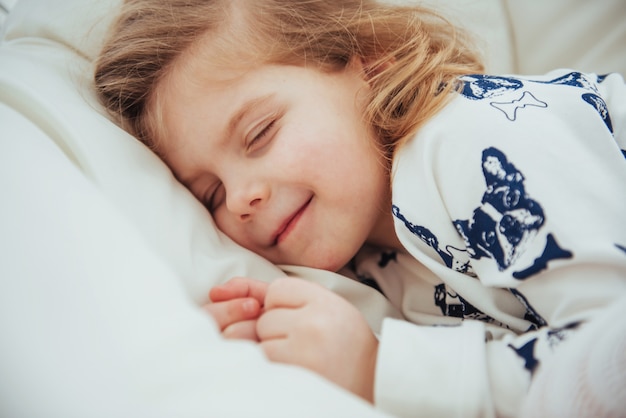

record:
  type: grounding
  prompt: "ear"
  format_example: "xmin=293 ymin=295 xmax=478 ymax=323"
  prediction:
xmin=349 ymin=56 xmax=395 ymax=85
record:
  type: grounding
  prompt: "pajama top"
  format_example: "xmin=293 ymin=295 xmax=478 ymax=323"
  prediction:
xmin=349 ymin=70 xmax=626 ymax=418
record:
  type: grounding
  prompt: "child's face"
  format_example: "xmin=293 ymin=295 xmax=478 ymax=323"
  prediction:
xmin=155 ymin=51 xmax=393 ymax=271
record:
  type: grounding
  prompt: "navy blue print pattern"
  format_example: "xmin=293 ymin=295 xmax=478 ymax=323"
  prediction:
xmin=459 ymin=75 xmax=524 ymax=100
xmin=358 ymin=276 xmax=384 ymax=295
xmin=508 ymin=321 xmax=582 ymax=375
xmin=490 ymin=91 xmax=547 ymax=121
xmin=582 ymin=93 xmax=614 ymax=133
xmin=394 ymin=147 xmax=572 ymax=280
xmin=509 ymin=339 xmax=539 ymax=374
xmin=592 ymin=73 xmax=625 ymax=154
xmin=378 ymin=251 xmax=397 ymax=268
xmin=509 ymin=288 xmax=547 ymax=330
xmin=434 ymin=283 xmax=500 ymax=324
xmin=459 ymin=74 xmax=547 ymax=121
xmin=546 ymin=321 xmax=582 ymax=348
xmin=535 ymin=72 xmax=597 ymax=90
xmin=392 ymin=206 xmax=475 ymax=276
xmin=453 ymin=147 xmax=572 ymax=278
xmin=512 ymin=233 xmax=572 ymax=279
xmin=352 ymin=266 xmax=385 ymax=295
xmin=458 ymin=72 xmax=617 ymax=130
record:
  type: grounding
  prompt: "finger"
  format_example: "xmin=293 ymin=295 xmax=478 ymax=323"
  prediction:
xmin=209 ymin=277 xmax=269 ymax=304
xmin=222 ymin=320 xmax=259 ymax=342
xmin=260 ymin=338 xmax=295 ymax=364
xmin=202 ymin=297 xmax=261 ymax=331
xmin=256 ymin=307 xmax=296 ymax=341
xmin=264 ymin=277 xmax=327 ymax=310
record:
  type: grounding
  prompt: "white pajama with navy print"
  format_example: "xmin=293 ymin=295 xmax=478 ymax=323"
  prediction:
xmin=350 ymin=70 xmax=626 ymax=417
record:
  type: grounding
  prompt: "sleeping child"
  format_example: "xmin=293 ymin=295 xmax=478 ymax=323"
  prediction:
xmin=94 ymin=0 xmax=626 ymax=416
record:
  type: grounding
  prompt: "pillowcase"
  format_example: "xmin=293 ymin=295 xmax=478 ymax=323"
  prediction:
xmin=0 ymin=1 xmax=398 ymax=415
xmin=507 ymin=0 xmax=626 ymax=77
xmin=1 ymin=0 xmax=401 ymax=323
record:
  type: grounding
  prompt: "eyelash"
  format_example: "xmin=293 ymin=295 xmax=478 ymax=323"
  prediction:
xmin=247 ymin=119 xmax=276 ymax=150
xmin=205 ymin=182 xmax=224 ymax=212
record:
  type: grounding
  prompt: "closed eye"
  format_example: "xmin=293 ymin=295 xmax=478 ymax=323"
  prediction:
xmin=247 ymin=119 xmax=276 ymax=151
xmin=204 ymin=182 xmax=225 ymax=212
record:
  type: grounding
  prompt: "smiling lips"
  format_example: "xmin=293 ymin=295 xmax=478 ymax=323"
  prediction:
xmin=273 ymin=197 xmax=312 ymax=245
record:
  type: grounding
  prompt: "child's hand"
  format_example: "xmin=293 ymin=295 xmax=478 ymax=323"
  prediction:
xmin=257 ymin=277 xmax=378 ymax=403
xmin=203 ymin=277 xmax=268 ymax=341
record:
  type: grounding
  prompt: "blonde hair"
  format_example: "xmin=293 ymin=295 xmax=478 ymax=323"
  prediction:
xmin=94 ymin=0 xmax=483 ymax=159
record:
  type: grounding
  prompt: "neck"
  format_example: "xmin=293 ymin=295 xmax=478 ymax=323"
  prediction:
xmin=366 ymin=204 xmax=403 ymax=251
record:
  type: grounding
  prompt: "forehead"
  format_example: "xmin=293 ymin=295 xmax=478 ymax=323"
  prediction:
xmin=149 ymin=28 xmax=261 ymax=143
xmin=155 ymin=61 xmax=244 ymax=152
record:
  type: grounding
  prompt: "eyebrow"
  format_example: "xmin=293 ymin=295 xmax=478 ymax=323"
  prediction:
xmin=225 ymin=93 xmax=277 ymax=141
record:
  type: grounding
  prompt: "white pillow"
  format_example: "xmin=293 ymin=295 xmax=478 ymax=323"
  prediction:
xmin=506 ymin=0 xmax=626 ymax=77
xmin=1 ymin=19 xmax=283 ymax=305
xmin=0 ymin=0 xmax=398 ymax=416
xmin=1 ymin=0 xmax=406 ymax=318
xmin=415 ymin=0 xmax=515 ymax=74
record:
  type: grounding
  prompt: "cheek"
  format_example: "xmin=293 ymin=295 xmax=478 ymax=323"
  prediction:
xmin=211 ymin=210 xmax=238 ymax=241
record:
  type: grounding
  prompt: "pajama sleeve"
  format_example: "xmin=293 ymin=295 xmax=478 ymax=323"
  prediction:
xmin=374 ymin=70 xmax=626 ymax=418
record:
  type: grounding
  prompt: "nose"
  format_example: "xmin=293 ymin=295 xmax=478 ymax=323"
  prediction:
xmin=224 ymin=176 xmax=270 ymax=221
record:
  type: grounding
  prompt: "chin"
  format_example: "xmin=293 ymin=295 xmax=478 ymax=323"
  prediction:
xmin=278 ymin=246 xmax=356 ymax=273
xmin=306 ymin=254 xmax=351 ymax=273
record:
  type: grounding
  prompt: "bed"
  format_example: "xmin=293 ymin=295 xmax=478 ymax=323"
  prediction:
xmin=1 ymin=0 xmax=624 ymax=416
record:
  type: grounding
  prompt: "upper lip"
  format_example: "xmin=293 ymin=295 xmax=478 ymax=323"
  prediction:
xmin=271 ymin=197 xmax=312 ymax=246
